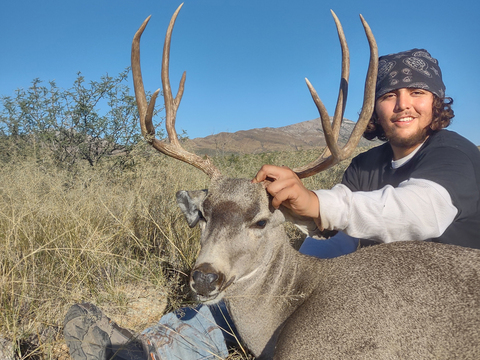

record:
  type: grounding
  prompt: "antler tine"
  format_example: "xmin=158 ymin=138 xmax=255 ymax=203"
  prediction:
xmin=293 ymin=11 xmax=350 ymax=176
xmin=320 ymin=10 xmax=350 ymax=160
xmin=341 ymin=14 xmax=378 ymax=155
xmin=305 ymin=10 xmax=350 ymax=163
xmin=293 ymin=13 xmax=378 ymax=179
xmin=132 ymin=15 xmax=158 ymax=137
xmin=162 ymin=4 xmax=185 ymax=148
xmin=131 ymin=4 xmax=222 ymax=180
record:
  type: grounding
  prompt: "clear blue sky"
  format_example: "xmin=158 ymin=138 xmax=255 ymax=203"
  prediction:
xmin=1 ymin=0 xmax=480 ymax=144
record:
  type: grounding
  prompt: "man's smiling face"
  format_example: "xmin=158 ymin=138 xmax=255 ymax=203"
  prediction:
xmin=375 ymin=87 xmax=434 ymax=159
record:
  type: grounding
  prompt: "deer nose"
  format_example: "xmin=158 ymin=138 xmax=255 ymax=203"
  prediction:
xmin=192 ymin=270 xmax=218 ymax=285
xmin=190 ymin=263 xmax=224 ymax=296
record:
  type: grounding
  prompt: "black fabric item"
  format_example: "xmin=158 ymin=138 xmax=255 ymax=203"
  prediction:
xmin=376 ymin=48 xmax=446 ymax=99
xmin=342 ymin=130 xmax=480 ymax=249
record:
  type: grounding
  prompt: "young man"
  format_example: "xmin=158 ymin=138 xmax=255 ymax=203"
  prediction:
xmin=255 ymin=48 xmax=480 ymax=251
xmin=64 ymin=49 xmax=480 ymax=360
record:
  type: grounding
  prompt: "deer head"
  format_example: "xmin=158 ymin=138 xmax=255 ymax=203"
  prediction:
xmin=131 ymin=4 xmax=378 ymax=304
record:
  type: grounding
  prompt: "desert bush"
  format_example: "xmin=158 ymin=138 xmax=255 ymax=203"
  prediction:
xmin=0 ymin=70 xmax=162 ymax=168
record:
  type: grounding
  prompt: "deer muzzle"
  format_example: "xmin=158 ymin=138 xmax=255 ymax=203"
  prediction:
xmin=190 ymin=263 xmax=228 ymax=303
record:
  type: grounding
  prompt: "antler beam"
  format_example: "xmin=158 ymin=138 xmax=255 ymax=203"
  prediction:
xmin=293 ymin=11 xmax=378 ymax=178
xmin=131 ymin=3 xmax=222 ymax=180
xmin=132 ymin=6 xmax=377 ymax=181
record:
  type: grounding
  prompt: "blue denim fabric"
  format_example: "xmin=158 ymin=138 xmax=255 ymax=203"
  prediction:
xmin=141 ymin=303 xmax=232 ymax=360
xmin=143 ymin=233 xmax=359 ymax=359
xmin=299 ymin=232 xmax=359 ymax=258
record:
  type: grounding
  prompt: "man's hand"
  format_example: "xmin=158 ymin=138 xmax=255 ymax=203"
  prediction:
xmin=252 ymin=165 xmax=320 ymax=219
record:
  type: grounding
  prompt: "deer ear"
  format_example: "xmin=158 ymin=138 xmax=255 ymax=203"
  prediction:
xmin=176 ymin=189 xmax=208 ymax=228
xmin=280 ymin=205 xmax=325 ymax=238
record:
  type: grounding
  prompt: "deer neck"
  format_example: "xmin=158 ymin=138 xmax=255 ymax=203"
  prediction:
xmin=225 ymin=239 xmax=323 ymax=358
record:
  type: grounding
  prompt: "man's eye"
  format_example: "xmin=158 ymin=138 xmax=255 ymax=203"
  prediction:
xmin=381 ymin=93 xmax=395 ymax=100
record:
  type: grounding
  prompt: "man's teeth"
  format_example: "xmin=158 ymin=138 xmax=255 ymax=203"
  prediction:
xmin=397 ymin=117 xmax=413 ymax=122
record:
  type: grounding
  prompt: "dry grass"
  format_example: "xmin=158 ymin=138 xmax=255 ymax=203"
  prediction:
xmin=0 ymin=143 xmax=363 ymax=359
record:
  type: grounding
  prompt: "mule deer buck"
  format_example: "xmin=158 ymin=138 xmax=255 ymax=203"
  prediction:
xmin=132 ymin=4 xmax=480 ymax=359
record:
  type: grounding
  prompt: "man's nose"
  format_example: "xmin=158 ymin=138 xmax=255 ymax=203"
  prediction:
xmin=395 ymin=90 xmax=410 ymax=111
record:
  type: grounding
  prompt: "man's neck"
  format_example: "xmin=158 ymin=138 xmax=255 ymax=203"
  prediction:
xmin=390 ymin=137 xmax=428 ymax=161
xmin=390 ymin=140 xmax=426 ymax=166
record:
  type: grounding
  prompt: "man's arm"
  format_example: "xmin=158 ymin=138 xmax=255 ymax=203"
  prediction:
xmin=315 ymin=178 xmax=457 ymax=243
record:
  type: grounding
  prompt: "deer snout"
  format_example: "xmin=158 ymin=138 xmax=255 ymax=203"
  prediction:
xmin=190 ymin=263 xmax=225 ymax=302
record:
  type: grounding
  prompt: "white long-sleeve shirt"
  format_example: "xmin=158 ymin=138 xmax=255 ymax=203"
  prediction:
xmin=314 ymin=178 xmax=457 ymax=243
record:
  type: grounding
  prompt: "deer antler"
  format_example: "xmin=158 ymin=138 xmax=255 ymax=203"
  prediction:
xmin=293 ymin=11 xmax=378 ymax=179
xmin=131 ymin=3 xmax=222 ymax=180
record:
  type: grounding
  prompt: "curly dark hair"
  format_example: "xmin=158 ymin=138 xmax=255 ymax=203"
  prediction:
xmin=363 ymin=96 xmax=455 ymax=141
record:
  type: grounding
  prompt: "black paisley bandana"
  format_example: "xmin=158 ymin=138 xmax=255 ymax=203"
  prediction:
xmin=375 ymin=48 xmax=446 ymax=100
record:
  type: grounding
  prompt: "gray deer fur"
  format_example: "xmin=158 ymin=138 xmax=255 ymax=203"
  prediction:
xmin=177 ymin=177 xmax=480 ymax=359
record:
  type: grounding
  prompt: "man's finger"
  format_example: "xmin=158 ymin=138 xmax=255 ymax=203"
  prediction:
xmin=253 ymin=165 xmax=280 ymax=183
xmin=252 ymin=165 xmax=294 ymax=183
xmin=271 ymin=187 xmax=296 ymax=209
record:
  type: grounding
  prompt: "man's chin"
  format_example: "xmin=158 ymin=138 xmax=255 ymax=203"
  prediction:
xmin=387 ymin=131 xmax=429 ymax=150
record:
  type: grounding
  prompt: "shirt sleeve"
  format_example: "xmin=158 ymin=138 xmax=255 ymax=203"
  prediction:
xmin=313 ymin=178 xmax=458 ymax=243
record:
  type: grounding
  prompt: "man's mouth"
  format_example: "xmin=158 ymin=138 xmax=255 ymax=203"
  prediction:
xmin=394 ymin=116 xmax=414 ymax=123
xmin=393 ymin=116 xmax=415 ymax=123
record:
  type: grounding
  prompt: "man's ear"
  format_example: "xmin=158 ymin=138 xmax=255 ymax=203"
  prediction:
xmin=176 ymin=189 xmax=208 ymax=228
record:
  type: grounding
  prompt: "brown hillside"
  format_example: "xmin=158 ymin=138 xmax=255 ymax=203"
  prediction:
xmin=183 ymin=118 xmax=380 ymax=156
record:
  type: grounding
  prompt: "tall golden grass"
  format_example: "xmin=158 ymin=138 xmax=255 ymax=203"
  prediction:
xmin=0 ymin=143 xmax=360 ymax=359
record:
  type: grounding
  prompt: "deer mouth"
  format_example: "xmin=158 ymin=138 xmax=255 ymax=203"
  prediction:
xmin=197 ymin=292 xmax=224 ymax=305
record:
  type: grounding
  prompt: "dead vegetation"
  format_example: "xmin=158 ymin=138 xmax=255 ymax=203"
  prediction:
xmin=0 ymin=142 xmax=362 ymax=359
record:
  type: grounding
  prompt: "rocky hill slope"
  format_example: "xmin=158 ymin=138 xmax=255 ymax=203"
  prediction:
xmin=184 ymin=118 xmax=380 ymax=156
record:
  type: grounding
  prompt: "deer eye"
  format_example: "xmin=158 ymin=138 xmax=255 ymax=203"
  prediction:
xmin=253 ymin=220 xmax=267 ymax=229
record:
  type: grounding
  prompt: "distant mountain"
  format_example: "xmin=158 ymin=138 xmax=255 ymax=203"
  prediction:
xmin=184 ymin=118 xmax=380 ymax=156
